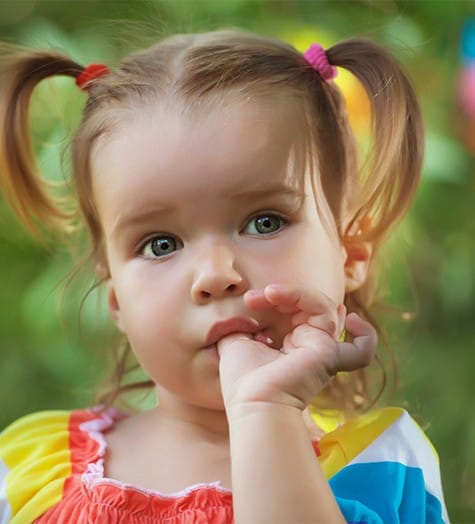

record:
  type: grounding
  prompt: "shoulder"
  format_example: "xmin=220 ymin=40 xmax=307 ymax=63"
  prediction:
xmin=317 ymin=407 xmax=449 ymax=523
xmin=0 ymin=407 xmax=112 ymax=470
xmin=319 ymin=407 xmax=438 ymax=470
xmin=0 ymin=407 xmax=119 ymax=523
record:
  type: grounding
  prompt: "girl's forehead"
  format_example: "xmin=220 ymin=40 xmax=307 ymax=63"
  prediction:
xmin=90 ymin=95 xmax=339 ymax=243
xmin=95 ymin=90 xmax=305 ymax=148
xmin=92 ymin=96 xmax=308 ymax=195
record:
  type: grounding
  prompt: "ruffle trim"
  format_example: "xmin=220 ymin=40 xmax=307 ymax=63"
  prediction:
xmin=34 ymin=407 xmax=235 ymax=522
xmin=83 ymin=458 xmax=232 ymax=499
xmin=78 ymin=407 xmax=232 ymax=499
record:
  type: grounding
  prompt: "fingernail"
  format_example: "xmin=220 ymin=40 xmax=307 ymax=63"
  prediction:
xmin=337 ymin=304 xmax=347 ymax=316
xmin=266 ymin=284 xmax=286 ymax=293
xmin=254 ymin=332 xmax=274 ymax=346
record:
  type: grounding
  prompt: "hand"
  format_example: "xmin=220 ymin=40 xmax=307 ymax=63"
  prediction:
xmin=217 ymin=284 xmax=377 ymax=411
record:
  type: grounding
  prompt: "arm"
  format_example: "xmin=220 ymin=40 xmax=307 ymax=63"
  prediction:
xmin=227 ymin=402 xmax=345 ymax=523
xmin=218 ymin=285 xmax=377 ymax=524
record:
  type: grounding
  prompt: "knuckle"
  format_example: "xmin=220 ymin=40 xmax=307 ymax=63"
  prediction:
xmin=362 ymin=343 xmax=376 ymax=366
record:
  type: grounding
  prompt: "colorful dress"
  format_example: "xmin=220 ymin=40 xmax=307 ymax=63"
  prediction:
xmin=0 ymin=406 xmax=449 ymax=523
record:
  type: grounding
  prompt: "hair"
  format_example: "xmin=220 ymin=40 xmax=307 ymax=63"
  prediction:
xmin=0 ymin=29 xmax=423 ymax=417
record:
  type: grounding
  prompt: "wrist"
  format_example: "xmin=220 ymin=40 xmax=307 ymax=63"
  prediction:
xmin=222 ymin=383 xmax=308 ymax=414
xmin=226 ymin=400 xmax=304 ymax=427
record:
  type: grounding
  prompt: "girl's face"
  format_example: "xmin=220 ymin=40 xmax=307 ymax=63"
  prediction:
xmin=91 ymin=98 xmax=348 ymax=411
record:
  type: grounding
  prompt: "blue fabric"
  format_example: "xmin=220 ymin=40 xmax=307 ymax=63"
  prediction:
xmin=330 ymin=462 xmax=446 ymax=524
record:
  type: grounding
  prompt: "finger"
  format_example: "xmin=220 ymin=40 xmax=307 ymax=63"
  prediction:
xmin=243 ymin=288 xmax=273 ymax=310
xmin=283 ymin=322 xmax=332 ymax=354
xmin=337 ymin=304 xmax=347 ymax=337
xmin=293 ymin=312 xmax=337 ymax=338
xmin=345 ymin=312 xmax=377 ymax=342
xmin=266 ymin=285 xmax=343 ymax=337
xmin=246 ymin=284 xmax=338 ymax=316
xmin=245 ymin=285 xmax=343 ymax=339
xmin=335 ymin=313 xmax=377 ymax=371
xmin=216 ymin=332 xmax=253 ymax=356
xmin=265 ymin=284 xmax=334 ymax=314
xmin=293 ymin=304 xmax=346 ymax=339
xmin=245 ymin=285 xmax=323 ymax=313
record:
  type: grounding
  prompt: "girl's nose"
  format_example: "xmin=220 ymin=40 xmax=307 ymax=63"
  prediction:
xmin=191 ymin=244 xmax=248 ymax=304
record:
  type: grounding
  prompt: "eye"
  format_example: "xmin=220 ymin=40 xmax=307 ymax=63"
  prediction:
xmin=142 ymin=235 xmax=181 ymax=258
xmin=244 ymin=214 xmax=285 ymax=235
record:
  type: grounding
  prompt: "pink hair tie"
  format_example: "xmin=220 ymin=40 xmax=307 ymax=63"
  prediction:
xmin=303 ymin=44 xmax=337 ymax=83
xmin=76 ymin=63 xmax=110 ymax=91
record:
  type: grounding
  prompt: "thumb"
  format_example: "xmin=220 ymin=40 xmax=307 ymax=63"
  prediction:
xmin=216 ymin=332 xmax=253 ymax=357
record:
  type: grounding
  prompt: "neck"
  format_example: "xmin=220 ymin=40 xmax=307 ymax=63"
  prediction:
xmin=154 ymin=387 xmax=230 ymax=441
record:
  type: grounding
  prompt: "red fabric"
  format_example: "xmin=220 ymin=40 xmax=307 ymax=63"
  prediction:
xmin=68 ymin=409 xmax=102 ymax=475
xmin=37 ymin=477 xmax=233 ymax=523
xmin=34 ymin=409 xmax=234 ymax=523
xmin=312 ymin=439 xmax=322 ymax=457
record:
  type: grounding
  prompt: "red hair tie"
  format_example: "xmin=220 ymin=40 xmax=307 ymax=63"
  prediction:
xmin=303 ymin=44 xmax=337 ymax=83
xmin=76 ymin=63 xmax=110 ymax=91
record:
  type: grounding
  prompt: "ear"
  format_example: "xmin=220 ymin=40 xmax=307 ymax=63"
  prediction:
xmin=343 ymin=238 xmax=373 ymax=293
xmin=107 ymin=280 xmax=125 ymax=332
xmin=95 ymin=262 xmax=124 ymax=331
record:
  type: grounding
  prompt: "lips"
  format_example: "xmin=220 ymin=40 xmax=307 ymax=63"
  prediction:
xmin=203 ymin=317 xmax=260 ymax=348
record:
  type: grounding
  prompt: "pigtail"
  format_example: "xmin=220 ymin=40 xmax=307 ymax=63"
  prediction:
xmin=0 ymin=45 xmax=84 ymax=234
xmin=317 ymin=40 xmax=424 ymax=412
xmin=327 ymin=39 xmax=424 ymax=242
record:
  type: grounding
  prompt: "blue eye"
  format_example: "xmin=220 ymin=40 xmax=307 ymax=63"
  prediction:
xmin=244 ymin=214 xmax=284 ymax=235
xmin=142 ymin=236 xmax=180 ymax=258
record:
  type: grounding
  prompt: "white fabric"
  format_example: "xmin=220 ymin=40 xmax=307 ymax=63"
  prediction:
xmin=349 ymin=411 xmax=449 ymax=523
xmin=0 ymin=458 xmax=11 ymax=524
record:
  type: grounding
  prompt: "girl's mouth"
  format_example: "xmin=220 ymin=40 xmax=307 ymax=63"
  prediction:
xmin=203 ymin=317 xmax=273 ymax=348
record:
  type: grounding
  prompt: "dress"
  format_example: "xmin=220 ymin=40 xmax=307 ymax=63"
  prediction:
xmin=0 ymin=406 xmax=449 ymax=523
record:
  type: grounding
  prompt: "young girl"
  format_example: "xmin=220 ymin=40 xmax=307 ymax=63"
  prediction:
xmin=0 ymin=29 xmax=449 ymax=523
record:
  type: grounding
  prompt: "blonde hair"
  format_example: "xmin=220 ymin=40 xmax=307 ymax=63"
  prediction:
xmin=0 ymin=30 xmax=423 ymax=416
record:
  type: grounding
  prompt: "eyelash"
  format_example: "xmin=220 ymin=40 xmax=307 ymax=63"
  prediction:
xmin=140 ymin=235 xmax=183 ymax=259
xmin=242 ymin=212 xmax=287 ymax=236
xmin=138 ymin=212 xmax=288 ymax=259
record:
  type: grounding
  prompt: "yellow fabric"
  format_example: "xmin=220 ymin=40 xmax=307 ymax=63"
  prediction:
xmin=310 ymin=409 xmax=344 ymax=434
xmin=0 ymin=406 xmax=406 ymax=522
xmin=316 ymin=407 xmax=404 ymax=478
xmin=0 ymin=410 xmax=72 ymax=523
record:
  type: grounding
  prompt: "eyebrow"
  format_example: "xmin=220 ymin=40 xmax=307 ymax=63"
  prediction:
xmin=110 ymin=185 xmax=304 ymax=238
xmin=110 ymin=206 xmax=173 ymax=238
xmin=231 ymin=185 xmax=305 ymax=201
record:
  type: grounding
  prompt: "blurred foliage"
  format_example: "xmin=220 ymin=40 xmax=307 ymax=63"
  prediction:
xmin=0 ymin=0 xmax=474 ymax=521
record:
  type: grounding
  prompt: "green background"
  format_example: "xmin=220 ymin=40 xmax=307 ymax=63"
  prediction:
xmin=0 ymin=1 xmax=474 ymax=521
